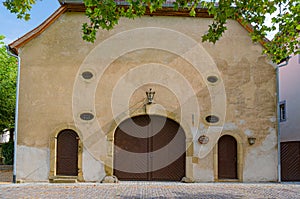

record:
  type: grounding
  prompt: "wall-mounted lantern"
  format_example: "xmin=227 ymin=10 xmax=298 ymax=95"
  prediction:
xmin=146 ymin=88 xmax=155 ymax=104
xmin=248 ymin=137 xmax=256 ymax=145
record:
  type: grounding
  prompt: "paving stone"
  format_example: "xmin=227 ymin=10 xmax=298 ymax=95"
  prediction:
xmin=0 ymin=182 xmax=299 ymax=198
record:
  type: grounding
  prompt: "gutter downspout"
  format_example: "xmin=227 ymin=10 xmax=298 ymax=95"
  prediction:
xmin=276 ymin=57 xmax=290 ymax=183
xmin=5 ymin=46 xmax=20 ymax=184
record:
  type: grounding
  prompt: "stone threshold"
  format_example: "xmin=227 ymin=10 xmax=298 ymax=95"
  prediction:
xmin=49 ymin=175 xmax=77 ymax=183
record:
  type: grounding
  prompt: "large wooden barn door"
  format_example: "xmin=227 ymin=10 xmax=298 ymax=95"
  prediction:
xmin=114 ymin=115 xmax=186 ymax=181
xmin=56 ymin=130 xmax=79 ymax=176
xmin=114 ymin=116 xmax=149 ymax=180
xmin=218 ymin=135 xmax=238 ymax=179
xmin=150 ymin=116 xmax=186 ymax=181
xmin=281 ymin=141 xmax=300 ymax=181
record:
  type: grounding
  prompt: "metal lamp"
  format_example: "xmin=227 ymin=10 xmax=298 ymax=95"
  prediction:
xmin=146 ymin=88 xmax=155 ymax=104
xmin=248 ymin=137 xmax=256 ymax=145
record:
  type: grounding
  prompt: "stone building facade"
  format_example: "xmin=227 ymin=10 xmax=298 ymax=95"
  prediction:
xmin=9 ymin=3 xmax=278 ymax=182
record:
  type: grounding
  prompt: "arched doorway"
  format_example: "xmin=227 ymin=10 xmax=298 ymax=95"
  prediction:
xmin=218 ymin=135 xmax=238 ymax=179
xmin=114 ymin=115 xmax=186 ymax=181
xmin=56 ymin=129 xmax=79 ymax=176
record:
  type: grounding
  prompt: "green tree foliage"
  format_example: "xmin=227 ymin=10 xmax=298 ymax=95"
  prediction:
xmin=2 ymin=141 xmax=14 ymax=165
xmin=0 ymin=36 xmax=17 ymax=132
xmin=3 ymin=0 xmax=300 ymax=63
xmin=2 ymin=0 xmax=35 ymax=21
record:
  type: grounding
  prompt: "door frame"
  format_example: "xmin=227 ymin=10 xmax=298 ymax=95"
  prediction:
xmin=49 ymin=124 xmax=83 ymax=182
xmin=105 ymin=111 xmax=194 ymax=182
xmin=213 ymin=133 xmax=244 ymax=182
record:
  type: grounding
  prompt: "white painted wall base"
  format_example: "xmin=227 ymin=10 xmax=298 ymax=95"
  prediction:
xmin=16 ymin=145 xmax=50 ymax=181
xmin=82 ymin=148 xmax=105 ymax=182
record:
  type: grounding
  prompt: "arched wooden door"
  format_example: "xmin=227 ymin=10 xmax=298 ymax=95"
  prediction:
xmin=56 ymin=130 xmax=79 ymax=176
xmin=218 ymin=135 xmax=238 ymax=179
xmin=114 ymin=115 xmax=186 ymax=181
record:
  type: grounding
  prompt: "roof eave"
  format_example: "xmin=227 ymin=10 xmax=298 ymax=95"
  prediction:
xmin=236 ymin=17 xmax=270 ymax=47
xmin=58 ymin=0 xmax=84 ymax=5
xmin=8 ymin=5 xmax=68 ymax=54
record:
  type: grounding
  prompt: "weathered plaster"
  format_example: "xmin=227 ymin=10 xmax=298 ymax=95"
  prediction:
xmin=243 ymin=129 xmax=278 ymax=181
xmin=193 ymin=149 xmax=214 ymax=182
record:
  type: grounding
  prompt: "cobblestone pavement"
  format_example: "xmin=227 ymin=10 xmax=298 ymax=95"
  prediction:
xmin=0 ymin=182 xmax=300 ymax=199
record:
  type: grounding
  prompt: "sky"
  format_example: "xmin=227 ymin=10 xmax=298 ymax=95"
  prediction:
xmin=0 ymin=0 xmax=61 ymax=44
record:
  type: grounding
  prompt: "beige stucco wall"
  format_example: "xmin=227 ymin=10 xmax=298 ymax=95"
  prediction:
xmin=16 ymin=12 xmax=277 ymax=182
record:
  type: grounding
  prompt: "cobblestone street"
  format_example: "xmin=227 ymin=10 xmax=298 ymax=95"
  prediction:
xmin=0 ymin=182 xmax=299 ymax=198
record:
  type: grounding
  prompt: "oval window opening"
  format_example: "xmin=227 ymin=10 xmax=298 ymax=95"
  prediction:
xmin=80 ymin=113 xmax=94 ymax=121
xmin=205 ymin=115 xmax=219 ymax=123
xmin=82 ymin=71 xmax=93 ymax=80
xmin=207 ymin=75 xmax=218 ymax=83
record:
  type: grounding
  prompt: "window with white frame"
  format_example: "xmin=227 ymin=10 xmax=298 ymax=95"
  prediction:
xmin=279 ymin=101 xmax=286 ymax=122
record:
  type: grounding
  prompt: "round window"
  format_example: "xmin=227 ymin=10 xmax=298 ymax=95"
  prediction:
xmin=80 ymin=113 xmax=94 ymax=121
xmin=82 ymin=71 xmax=94 ymax=80
xmin=205 ymin=115 xmax=219 ymax=123
xmin=207 ymin=75 xmax=218 ymax=83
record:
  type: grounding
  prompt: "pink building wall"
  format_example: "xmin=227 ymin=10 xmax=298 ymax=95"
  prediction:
xmin=279 ymin=54 xmax=300 ymax=142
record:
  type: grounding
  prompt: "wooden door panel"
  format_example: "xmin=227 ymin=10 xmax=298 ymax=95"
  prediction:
xmin=57 ymin=130 xmax=78 ymax=176
xmin=114 ymin=116 xmax=150 ymax=180
xmin=218 ymin=135 xmax=237 ymax=179
xmin=151 ymin=153 xmax=185 ymax=181
xmin=151 ymin=116 xmax=185 ymax=181
xmin=281 ymin=142 xmax=300 ymax=181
